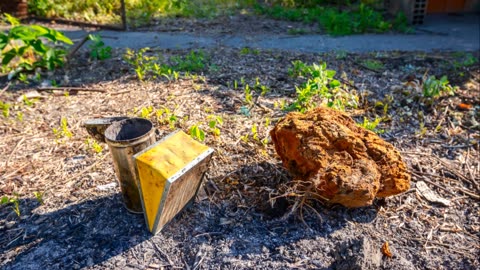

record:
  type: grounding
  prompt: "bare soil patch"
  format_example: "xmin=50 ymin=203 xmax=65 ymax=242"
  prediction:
xmin=0 ymin=45 xmax=479 ymax=270
xmin=139 ymin=14 xmax=321 ymax=36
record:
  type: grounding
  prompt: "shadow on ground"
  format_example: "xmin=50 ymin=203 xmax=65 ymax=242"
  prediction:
xmin=0 ymin=160 xmax=381 ymax=269
xmin=0 ymin=194 xmax=150 ymax=269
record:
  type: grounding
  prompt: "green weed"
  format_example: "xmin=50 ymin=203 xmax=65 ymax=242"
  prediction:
xmin=86 ymin=138 xmax=103 ymax=154
xmin=1 ymin=194 xmax=21 ymax=217
xmin=0 ymin=101 xmax=10 ymax=117
xmin=286 ymin=61 xmax=358 ymax=112
xmin=392 ymin=12 xmax=413 ymax=33
xmin=244 ymin=84 xmax=253 ymax=105
xmin=362 ymin=59 xmax=384 ymax=71
xmin=124 ymin=48 xmax=208 ymax=81
xmin=257 ymin=3 xmax=409 ymax=36
xmin=254 ymin=4 xmax=324 ymax=24
xmin=239 ymin=122 xmax=269 ymax=147
xmin=138 ymin=105 xmax=154 ymax=119
xmin=17 ymin=112 xmax=24 ymax=121
xmin=156 ymin=106 xmax=178 ymax=129
xmin=52 ymin=117 xmax=73 ymax=140
xmin=240 ymin=47 xmax=260 ymax=55
xmin=452 ymin=53 xmax=478 ymax=69
xmin=422 ymin=75 xmax=455 ymax=98
xmin=33 ymin=191 xmax=45 ymax=205
xmin=207 ymin=115 xmax=223 ymax=136
xmin=171 ymin=50 xmax=207 ymax=72
xmin=88 ymin=34 xmax=112 ymax=60
xmin=189 ymin=124 xmax=205 ymax=141
xmin=358 ymin=116 xmax=384 ymax=134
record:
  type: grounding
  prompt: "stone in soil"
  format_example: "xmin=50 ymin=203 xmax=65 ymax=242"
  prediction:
xmin=270 ymin=107 xmax=411 ymax=207
xmin=333 ymin=237 xmax=382 ymax=270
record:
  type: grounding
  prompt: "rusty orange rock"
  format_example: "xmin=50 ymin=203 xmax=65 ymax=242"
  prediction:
xmin=270 ymin=107 xmax=410 ymax=208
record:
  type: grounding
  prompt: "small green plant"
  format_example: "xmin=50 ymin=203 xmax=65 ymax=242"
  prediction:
xmin=88 ymin=34 xmax=112 ymax=60
xmin=251 ymin=123 xmax=259 ymax=141
xmin=362 ymin=59 xmax=384 ymax=71
xmin=171 ymin=50 xmax=207 ymax=72
xmin=286 ymin=61 xmax=358 ymax=112
xmin=0 ymin=13 xmax=73 ymax=80
xmin=53 ymin=117 xmax=73 ymax=140
xmin=240 ymin=133 xmax=249 ymax=143
xmin=17 ymin=111 xmax=24 ymax=121
xmin=254 ymin=77 xmax=270 ymax=96
xmin=124 ymin=48 xmax=208 ymax=81
xmin=0 ymin=101 xmax=10 ymax=117
xmin=392 ymin=12 xmax=413 ymax=33
xmin=422 ymin=75 xmax=455 ymax=98
xmin=189 ymin=124 xmax=205 ymax=141
xmin=22 ymin=94 xmax=37 ymax=106
xmin=240 ymin=122 xmax=269 ymax=147
xmin=156 ymin=106 xmax=178 ymax=129
xmin=207 ymin=115 xmax=223 ymax=136
xmin=138 ymin=105 xmax=154 ymax=119
xmin=86 ymin=138 xmax=103 ymax=154
xmin=452 ymin=53 xmax=478 ymax=69
xmin=1 ymin=194 xmax=21 ymax=217
xmin=288 ymin=60 xmax=311 ymax=77
xmin=240 ymin=47 xmax=260 ymax=55
xmin=358 ymin=116 xmax=384 ymax=134
xmin=244 ymin=84 xmax=253 ymax=105
xmin=33 ymin=191 xmax=45 ymax=205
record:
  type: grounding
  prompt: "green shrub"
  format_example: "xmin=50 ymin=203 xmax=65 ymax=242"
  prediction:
xmin=0 ymin=14 xmax=73 ymax=80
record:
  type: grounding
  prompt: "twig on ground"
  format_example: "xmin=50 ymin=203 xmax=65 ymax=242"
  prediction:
xmin=152 ymin=242 xmax=175 ymax=267
xmin=402 ymin=151 xmax=479 ymax=190
xmin=67 ymin=35 xmax=90 ymax=60
xmin=455 ymin=188 xmax=480 ymax=200
xmin=411 ymin=171 xmax=457 ymax=196
xmin=1 ymin=162 xmax=28 ymax=180
xmin=109 ymin=90 xmax=132 ymax=96
xmin=68 ymin=155 xmax=107 ymax=182
xmin=5 ymin=137 xmax=25 ymax=170
xmin=37 ymin=87 xmax=107 ymax=93
xmin=0 ymin=82 xmax=11 ymax=96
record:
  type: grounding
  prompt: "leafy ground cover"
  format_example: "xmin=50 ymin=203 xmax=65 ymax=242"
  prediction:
xmin=0 ymin=35 xmax=478 ymax=269
xmin=28 ymin=0 xmax=255 ymax=26
xmin=26 ymin=0 xmax=410 ymax=35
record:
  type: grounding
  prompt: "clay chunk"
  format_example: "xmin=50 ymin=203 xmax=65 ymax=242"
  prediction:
xmin=270 ymin=107 xmax=410 ymax=208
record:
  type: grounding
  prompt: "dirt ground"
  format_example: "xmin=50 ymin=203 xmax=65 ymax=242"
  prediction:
xmin=138 ymin=14 xmax=322 ymax=35
xmin=1 ymin=16 xmax=479 ymax=270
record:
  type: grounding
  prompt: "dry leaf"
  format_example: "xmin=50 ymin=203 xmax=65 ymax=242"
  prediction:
xmin=416 ymin=181 xmax=451 ymax=207
xmin=382 ymin=241 xmax=392 ymax=258
xmin=457 ymin=103 xmax=473 ymax=111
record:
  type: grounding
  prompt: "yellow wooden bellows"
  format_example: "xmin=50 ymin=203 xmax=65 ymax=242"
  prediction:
xmin=134 ymin=131 xmax=214 ymax=234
